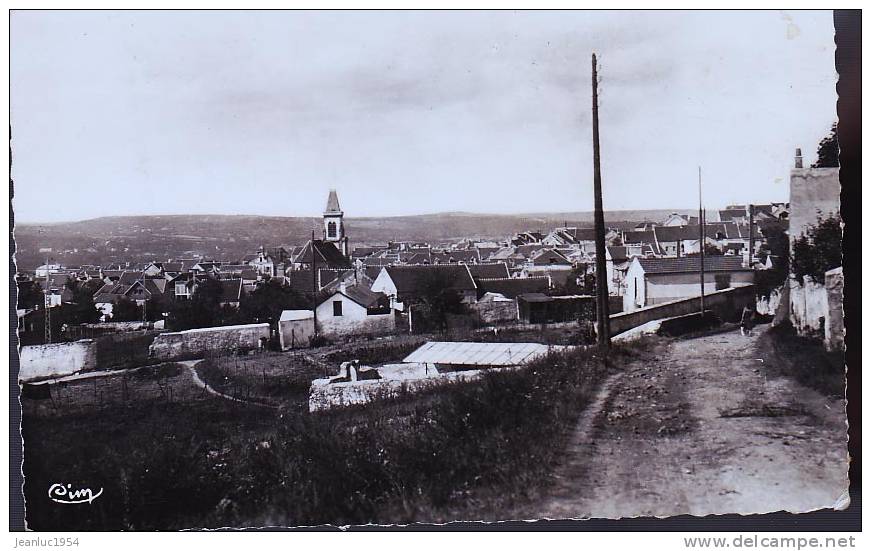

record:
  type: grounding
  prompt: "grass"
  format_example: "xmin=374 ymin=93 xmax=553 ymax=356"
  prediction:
xmin=196 ymin=352 xmax=325 ymax=410
xmin=757 ymin=322 xmax=845 ymax=398
xmin=21 ymin=337 xmax=659 ymax=529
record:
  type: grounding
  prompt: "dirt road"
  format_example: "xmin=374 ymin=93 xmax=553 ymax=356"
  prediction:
xmin=525 ymin=325 xmax=849 ymax=519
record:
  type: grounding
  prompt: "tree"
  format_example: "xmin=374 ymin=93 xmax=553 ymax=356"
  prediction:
xmin=16 ymin=280 xmax=44 ymax=310
xmin=167 ymin=276 xmax=226 ymax=330
xmin=792 ymin=213 xmax=842 ymax=284
xmin=551 ymin=265 xmax=594 ymax=295
xmin=56 ymin=277 xmax=102 ymax=325
xmin=112 ymin=296 xmax=143 ymax=322
xmin=411 ymin=271 xmax=466 ymax=332
xmin=237 ymin=279 xmax=308 ymax=326
xmin=811 ymin=123 xmax=839 ymax=168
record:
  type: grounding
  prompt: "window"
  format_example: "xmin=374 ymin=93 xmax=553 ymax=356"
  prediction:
xmin=333 ymin=301 xmax=343 ymax=316
xmin=327 ymin=221 xmax=337 ymax=239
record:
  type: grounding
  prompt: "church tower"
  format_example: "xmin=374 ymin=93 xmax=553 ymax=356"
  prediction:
xmin=323 ymin=189 xmax=349 ymax=257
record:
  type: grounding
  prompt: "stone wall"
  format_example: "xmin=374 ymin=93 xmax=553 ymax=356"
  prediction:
xmin=18 ymin=340 xmax=98 ymax=382
xmin=609 ymin=286 xmax=755 ymax=336
xmin=825 ymin=267 xmax=844 ymax=352
xmin=786 ymin=270 xmax=845 ymax=352
xmin=148 ymin=323 xmax=270 ymax=361
xmin=788 ymin=276 xmax=829 ymax=339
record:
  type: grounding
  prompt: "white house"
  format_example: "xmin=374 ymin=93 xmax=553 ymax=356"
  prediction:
xmin=370 ymin=265 xmax=478 ymax=311
xmin=623 ymin=256 xmax=754 ymax=312
xmin=315 ymin=283 xmax=395 ymax=338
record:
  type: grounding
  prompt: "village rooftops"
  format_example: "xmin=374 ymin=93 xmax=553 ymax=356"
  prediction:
xmin=653 ymin=223 xmax=739 ymax=242
xmin=636 ymin=256 xmax=750 ymax=274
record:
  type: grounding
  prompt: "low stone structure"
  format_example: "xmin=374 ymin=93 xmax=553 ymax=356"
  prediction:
xmin=785 ymin=269 xmax=844 ymax=352
xmin=148 ymin=323 xmax=270 ymax=361
xmin=18 ymin=340 xmax=98 ymax=382
xmin=309 ymin=365 xmax=488 ymax=412
xmin=469 ymin=295 xmax=518 ymax=324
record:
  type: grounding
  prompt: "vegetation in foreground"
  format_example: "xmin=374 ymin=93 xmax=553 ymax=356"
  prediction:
xmin=21 ymin=338 xmax=658 ymax=530
xmin=757 ymin=322 xmax=845 ymax=398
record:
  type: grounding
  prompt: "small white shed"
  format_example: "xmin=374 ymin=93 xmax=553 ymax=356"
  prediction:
xmin=278 ymin=310 xmax=315 ymax=350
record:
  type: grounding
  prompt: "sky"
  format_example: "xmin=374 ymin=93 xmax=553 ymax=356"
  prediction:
xmin=11 ymin=10 xmax=837 ymax=223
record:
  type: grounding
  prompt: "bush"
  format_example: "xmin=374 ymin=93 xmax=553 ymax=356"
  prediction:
xmin=792 ymin=213 xmax=842 ymax=285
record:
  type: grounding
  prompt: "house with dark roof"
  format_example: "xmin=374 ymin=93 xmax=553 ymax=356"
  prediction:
xmin=621 ymin=230 xmax=661 ymax=257
xmin=315 ymin=282 xmax=394 ymax=338
xmin=370 ymin=264 xmax=478 ymax=310
xmin=623 ymin=255 xmax=753 ymax=312
xmin=291 ymin=239 xmax=353 ymax=271
xmin=466 ymin=262 xmax=511 ymax=280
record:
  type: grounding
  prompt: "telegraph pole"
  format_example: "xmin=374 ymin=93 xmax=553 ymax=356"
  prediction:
xmin=591 ymin=53 xmax=610 ymax=348
xmin=747 ymin=203 xmax=755 ymax=269
xmin=44 ymin=255 xmax=52 ymax=344
xmin=311 ymin=230 xmax=318 ymax=337
xmin=698 ymin=167 xmax=706 ymax=314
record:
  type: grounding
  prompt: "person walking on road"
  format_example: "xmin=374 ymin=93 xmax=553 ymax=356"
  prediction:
xmin=740 ymin=303 xmax=755 ymax=337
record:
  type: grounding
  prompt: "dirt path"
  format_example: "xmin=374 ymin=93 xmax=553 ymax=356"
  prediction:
xmin=181 ymin=360 xmax=279 ymax=409
xmin=525 ymin=325 xmax=849 ymax=519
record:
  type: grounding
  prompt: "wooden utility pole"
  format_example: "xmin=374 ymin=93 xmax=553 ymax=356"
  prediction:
xmin=698 ymin=166 xmax=706 ymax=314
xmin=311 ymin=230 xmax=318 ymax=337
xmin=748 ymin=203 xmax=755 ymax=269
xmin=591 ymin=53 xmax=610 ymax=348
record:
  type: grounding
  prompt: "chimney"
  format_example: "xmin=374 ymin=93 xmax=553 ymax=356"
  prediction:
xmin=794 ymin=148 xmax=803 ymax=169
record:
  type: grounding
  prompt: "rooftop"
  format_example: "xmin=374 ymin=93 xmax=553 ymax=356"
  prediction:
xmin=403 ymin=341 xmax=563 ymax=366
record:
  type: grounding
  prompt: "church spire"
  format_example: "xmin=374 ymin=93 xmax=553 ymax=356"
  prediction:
xmin=324 ymin=189 xmax=342 ymax=215
xmin=322 ymin=189 xmax=348 ymax=257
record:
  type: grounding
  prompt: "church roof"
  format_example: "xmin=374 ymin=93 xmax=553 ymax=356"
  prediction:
xmin=324 ymin=189 xmax=342 ymax=215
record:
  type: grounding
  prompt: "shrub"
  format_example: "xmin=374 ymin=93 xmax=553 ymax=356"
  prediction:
xmin=792 ymin=213 xmax=842 ymax=284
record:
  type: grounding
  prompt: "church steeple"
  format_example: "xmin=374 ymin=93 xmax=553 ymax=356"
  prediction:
xmin=322 ymin=189 xmax=348 ymax=257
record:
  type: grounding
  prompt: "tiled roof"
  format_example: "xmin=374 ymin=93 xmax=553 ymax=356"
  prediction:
xmin=218 ymin=279 xmax=243 ymax=302
xmin=476 ymin=276 xmax=550 ymax=298
xmin=637 ymin=256 xmax=749 ymax=274
xmin=719 ymin=208 xmax=747 ymax=221
xmin=607 ymin=246 xmax=628 ymax=262
xmin=384 ymin=265 xmax=476 ymax=298
xmin=329 ymin=284 xmax=388 ymax=309
xmin=654 ymin=223 xmax=738 ymax=242
xmin=622 ymin=230 xmax=656 ymax=244
xmin=287 ymin=268 xmax=346 ymax=294
xmin=294 ymin=240 xmax=352 ymax=269
xmin=466 ymin=263 xmax=510 ymax=279
xmin=531 ymin=248 xmax=572 ymax=266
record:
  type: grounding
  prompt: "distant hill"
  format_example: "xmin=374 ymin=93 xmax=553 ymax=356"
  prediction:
xmin=12 ymin=209 xmax=702 ymax=271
